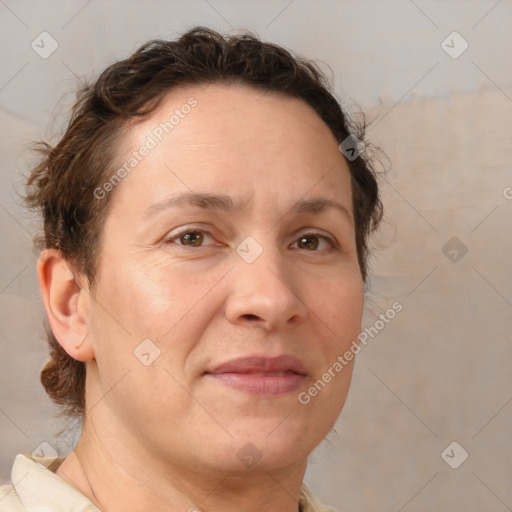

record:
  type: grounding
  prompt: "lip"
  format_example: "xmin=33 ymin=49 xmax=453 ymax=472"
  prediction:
xmin=205 ymin=355 xmax=307 ymax=396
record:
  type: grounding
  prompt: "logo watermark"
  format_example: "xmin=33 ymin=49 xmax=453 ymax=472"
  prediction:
xmin=441 ymin=31 xmax=469 ymax=59
xmin=338 ymin=134 xmax=365 ymax=161
xmin=441 ymin=441 xmax=469 ymax=469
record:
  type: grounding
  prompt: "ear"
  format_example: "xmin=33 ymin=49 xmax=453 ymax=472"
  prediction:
xmin=37 ymin=248 xmax=94 ymax=362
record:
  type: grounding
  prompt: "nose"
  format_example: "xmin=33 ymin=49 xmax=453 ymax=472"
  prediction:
xmin=224 ymin=244 xmax=308 ymax=331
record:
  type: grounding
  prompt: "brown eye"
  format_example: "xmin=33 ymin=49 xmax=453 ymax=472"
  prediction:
xmin=164 ymin=228 xmax=219 ymax=249
xmin=291 ymin=232 xmax=335 ymax=252
xmin=297 ymin=235 xmax=319 ymax=250
xmin=179 ymin=231 xmax=204 ymax=246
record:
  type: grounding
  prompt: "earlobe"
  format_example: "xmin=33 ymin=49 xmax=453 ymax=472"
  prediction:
xmin=37 ymin=249 xmax=95 ymax=362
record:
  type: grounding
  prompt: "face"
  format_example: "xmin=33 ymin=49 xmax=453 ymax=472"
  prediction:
xmin=85 ymin=83 xmax=364 ymax=475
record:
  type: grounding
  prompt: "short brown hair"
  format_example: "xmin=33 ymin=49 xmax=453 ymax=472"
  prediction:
xmin=25 ymin=26 xmax=383 ymax=418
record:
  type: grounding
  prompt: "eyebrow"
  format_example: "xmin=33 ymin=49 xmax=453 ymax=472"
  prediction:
xmin=144 ymin=192 xmax=352 ymax=223
xmin=293 ymin=198 xmax=352 ymax=222
xmin=144 ymin=192 xmax=238 ymax=218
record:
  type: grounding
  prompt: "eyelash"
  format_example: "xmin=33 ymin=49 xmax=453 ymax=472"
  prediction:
xmin=163 ymin=228 xmax=337 ymax=251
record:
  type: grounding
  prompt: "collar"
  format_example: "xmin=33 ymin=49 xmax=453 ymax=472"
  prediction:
xmin=7 ymin=454 xmax=331 ymax=512
xmin=10 ymin=454 xmax=100 ymax=511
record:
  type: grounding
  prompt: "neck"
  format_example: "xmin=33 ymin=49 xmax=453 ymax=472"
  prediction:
xmin=56 ymin=416 xmax=308 ymax=512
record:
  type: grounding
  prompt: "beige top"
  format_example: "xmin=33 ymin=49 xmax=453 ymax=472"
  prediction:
xmin=0 ymin=455 xmax=337 ymax=512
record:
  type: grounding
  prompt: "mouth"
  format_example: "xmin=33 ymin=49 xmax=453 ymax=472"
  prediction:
xmin=204 ymin=355 xmax=307 ymax=396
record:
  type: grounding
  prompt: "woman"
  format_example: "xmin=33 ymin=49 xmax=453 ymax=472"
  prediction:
xmin=1 ymin=26 xmax=382 ymax=511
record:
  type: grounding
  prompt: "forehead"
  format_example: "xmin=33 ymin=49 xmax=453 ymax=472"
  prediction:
xmin=112 ymin=82 xmax=351 ymax=213
xmin=129 ymin=82 xmax=339 ymax=150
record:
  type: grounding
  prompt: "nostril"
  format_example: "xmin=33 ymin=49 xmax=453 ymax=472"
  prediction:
xmin=243 ymin=314 xmax=260 ymax=321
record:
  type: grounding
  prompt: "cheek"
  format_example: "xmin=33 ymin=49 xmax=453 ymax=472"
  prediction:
xmin=335 ymin=285 xmax=364 ymax=337
xmin=302 ymin=279 xmax=362 ymax=428
xmin=90 ymin=255 xmax=226 ymax=366
xmin=316 ymin=272 xmax=364 ymax=344
xmin=87 ymin=260 xmax=224 ymax=420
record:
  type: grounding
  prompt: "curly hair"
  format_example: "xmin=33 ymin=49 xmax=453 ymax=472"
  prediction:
xmin=24 ymin=26 xmax=383 ymax=418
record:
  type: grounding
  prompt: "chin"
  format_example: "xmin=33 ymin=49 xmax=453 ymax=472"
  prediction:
xmin=218 ymin=425 xmax=319 ymax=473
xmin=208 ymin=445 xmax=309 ymax=475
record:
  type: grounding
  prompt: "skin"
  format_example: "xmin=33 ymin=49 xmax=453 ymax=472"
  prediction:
xmin=38 ymin=83 xmax=364 ymax=512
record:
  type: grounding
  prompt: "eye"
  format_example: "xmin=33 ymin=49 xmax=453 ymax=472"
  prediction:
xmin=291 ymin=233 xmax=335 ymax=251
xmin=164 ymin=229 xmax=216 ymax=247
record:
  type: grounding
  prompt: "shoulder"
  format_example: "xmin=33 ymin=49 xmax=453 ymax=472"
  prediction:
xmin=300 ymin=483 xmax=338 ymax=512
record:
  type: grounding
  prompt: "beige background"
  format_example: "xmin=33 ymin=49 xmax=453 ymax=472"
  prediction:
xmin=1 ymin=0 xmax=511 ymax=510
